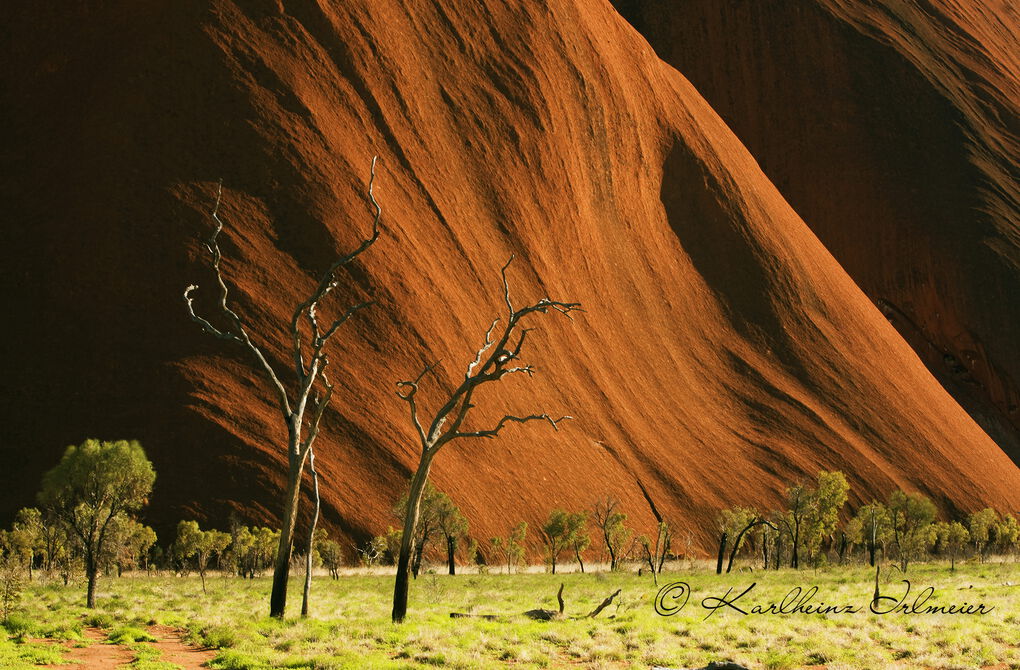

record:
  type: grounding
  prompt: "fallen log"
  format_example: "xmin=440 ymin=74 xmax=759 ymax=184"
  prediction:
xmin=451 ymin=583 xmax=622 ymax=621
xmin=586 ymin=588 xmax=621 ymax=618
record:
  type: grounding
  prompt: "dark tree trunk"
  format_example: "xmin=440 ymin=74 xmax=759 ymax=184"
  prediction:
xmin=716 ymin=532 xmax=727 ymax=575
xmin=85 ymin=555 xmax=97 ymax=609
xmin=447 ymin=536 xmax=456 ymax=575
xmin=412 ymin=539 xmax=424 ymax=579
xmin=575 ymin=546 xmax=585 ymax=573
xmin=791 ymin=523 xmax=800 ymax=569
xmin=727 ymin=520 xmax=774 ymax=574
xmin=270 ymin=451 xmax=305 ymax=618
xmin=392 ymin=456 xmax=433 ymax=623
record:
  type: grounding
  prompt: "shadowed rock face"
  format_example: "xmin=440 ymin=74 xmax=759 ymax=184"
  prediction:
xmin=613 ymin=0 xmax=1020 ymax=465
xmin=3 ymin=0 xmax=1018 ymax=553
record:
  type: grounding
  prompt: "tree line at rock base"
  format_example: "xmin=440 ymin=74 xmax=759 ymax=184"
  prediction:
xmin=3 ymin=440 xmax=1017 ymax=621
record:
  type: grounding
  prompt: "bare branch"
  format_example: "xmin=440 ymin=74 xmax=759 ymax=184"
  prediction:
xmin=316 ymin=300 xmax=376 ymax=349
xmin=466 ymin=319 xmax=500 ymax=379
xmin=301 ymin=365 xmax=335 ymax=454
xmin=204 ymin=181 xmax=249 ymax=333
xmin=292 ymin=158 xmax=381 ymax=332
xmin=500 ymin=255 xmax=515 ymax=315
xmin=291 ymin=156 xmax=382 ymax=379
xmin=185 ymin=182 xmax=292 ymax=417
xmin=184 ymin=158 xmax=382 ymax=620
xmin=184 ymin=285 xmax=234 ymax=341
xmin=500 ymin=365 xmax=535 ymax=377
xmin=453 ymin=413 xmax=572 ymax=440
xmin=512 ymin=298 xmax=583 ymax=323
xmin=397 ymin=362 xmax=440 ymax=449
xmin=504 ymin=327 xmax=533 ymax=363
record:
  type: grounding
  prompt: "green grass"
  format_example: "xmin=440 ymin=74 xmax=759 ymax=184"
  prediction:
xmin=5 ymin=561 xmax=1020 ymax=669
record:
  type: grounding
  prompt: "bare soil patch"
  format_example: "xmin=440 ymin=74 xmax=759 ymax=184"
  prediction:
xmin=35 ymin=625 xmax=215 ymax=669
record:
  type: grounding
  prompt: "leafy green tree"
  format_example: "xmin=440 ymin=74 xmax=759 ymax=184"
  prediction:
xmin=507 ymin=522 xmax=527 ymax=573
xmin=888 ymin=490 xmax=936 ymax=571
xmin=843 ymin=516 xmax=863 ymax=560
xmin=383 ymin=527 xmax=403 ymax=565
xmin=802 ymin=471 xmax=849 ymax=565
xmin=772 ymin=471 xmax=850 ymax=569
xmin=489 ymin=536 xmax=504 ymax=572
xmin=783 ymin=483 xmax=811 ymax=569
xmin=8 ymin=508 xmax=44 ymax=581
xmin=638 ymin=520 xmax=673 ymax=584
xmin=490 ymin=522 xmax=528 ymax=574
xmin=592 ymin=497 xmax=630 ymax=571
xmin=174 ymin=520 xmax=231 ymax=593
xmin=464 ymin=537 xmax=482 ymax=572
xmin=37 ymin=439 xmax=155 ymax=608
xmin=0 ymin=545 xmax=23 ymax=621
xmin=934 ymin=521 xmax=969 ymax=570
xmin=566 ymin=511 xmax=590 ymax=573
xmin=39 ymin=519 xmax=81 ymax=585
xmin=108 ymin=517 xmax=157 ymax=575
xmin=227 ymin=525 xmax=255 ymax=577
xmin=969 ymin=508 xmax=999 ymax=562
xmin=541 ymin=509 xmax=571 ymax=574
xmin=435 ymin=494 xmax=468 ymax=575
xmin=249 ymin=527 xmax=280 ymax=577
xmin=717 ymin=506 xmax=756 ymax=564
xmin=850 ymin=501 xmax=892 ymax=566
xmin=395 ymin=482 xmax=445 ymax=579
xmin=994 ymin=513 xmax=1019 ymax=559
xmin=315 ymin=531 xmax=344 ymax=578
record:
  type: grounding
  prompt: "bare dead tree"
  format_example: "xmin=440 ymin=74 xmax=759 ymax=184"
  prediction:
xmin=301 ymin=441 xmax=323 ymax=618
xmin=391 ymin=256 xmax=581 ymax=622
xmin=184 ymin=158 xmax=381 ymax=618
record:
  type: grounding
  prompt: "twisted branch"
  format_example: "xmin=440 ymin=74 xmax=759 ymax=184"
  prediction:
xmin=400 ymin=256 xmax=580 ymax=455
xmin=454 ymin=413 xmax=572 ymax=439
xmin=397 ymin=361 xmax=440 ymax=450
xmin=184 ymin=181 xmax=292 ymax=417
xmin=185 ymin=157 xmax=381 ymax=447
xmin=292 ymin=157 xmax=382 ymax=378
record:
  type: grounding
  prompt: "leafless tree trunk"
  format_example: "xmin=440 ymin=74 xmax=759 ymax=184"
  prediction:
xmin=301 ymin=445 xmax=321 ymax=617
xmin=391 ymin=257 xmax=581 ymax=622
xmin=184 ymin=159 xmax=381 ymax=619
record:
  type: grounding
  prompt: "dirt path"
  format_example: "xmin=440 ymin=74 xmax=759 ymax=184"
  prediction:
xmin=42 ymin=628 xmax=133 ymax=669
xmin=146 ymin=625 xmax=217 ymax=669
xmin=37 ymin=625 xmax=216 ymax=669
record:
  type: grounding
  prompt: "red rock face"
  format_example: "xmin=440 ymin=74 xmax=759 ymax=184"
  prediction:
xmin=3 ymin=0 xmax=1018 ymax=554
xmin=613 ymin=0 xmax=1020 ymax=464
